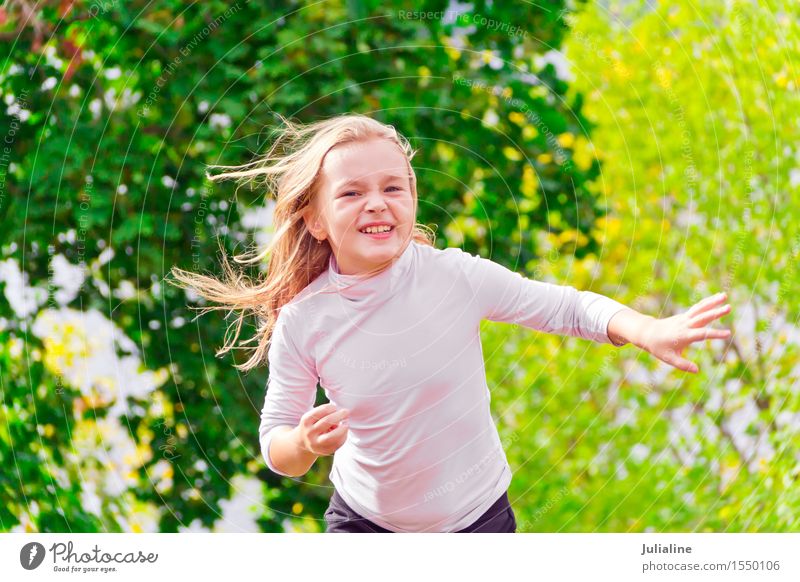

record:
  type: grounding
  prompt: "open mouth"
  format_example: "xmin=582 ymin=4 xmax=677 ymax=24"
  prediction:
xmin=358 ymin=225 xmax=395 ymax=238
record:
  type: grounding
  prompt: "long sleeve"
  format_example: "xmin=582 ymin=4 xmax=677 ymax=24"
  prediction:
xmin=446 ymin=247 xmax=629 ymax=344
xmin=259 ymin=309 xmax=319 ymax=477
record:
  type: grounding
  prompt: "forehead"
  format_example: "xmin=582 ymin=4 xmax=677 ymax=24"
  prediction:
xmin=319 ymin=138 xmax=408 ymax=188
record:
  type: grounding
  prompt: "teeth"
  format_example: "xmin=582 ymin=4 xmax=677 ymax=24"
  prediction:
xmin=361 ymin=225 xmax=392 ymax=234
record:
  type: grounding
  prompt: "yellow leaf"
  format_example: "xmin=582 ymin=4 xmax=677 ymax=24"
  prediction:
xmin=656 ymin=67 xmax=673 ymax=89
xmin=445 ymin=47 xmax=461 ymax=60
xmin=571 ymin=135 xmax=595 ymax=170
xmin=417 ymin=66 xmax=431 ymax=88
xmin=522 ymin=125 xmax=538 ymax=140
xmin=558 ymin=230 xmax=576 ymax=245
xmin=508 ymin=111 xmax=526 ymax=126
xmin=436 ymin=143 xmax=455 ymax=162
xmin=520 ymin=165 xmax=540 ymax=203
xmin=557 ymin=132 xmax=575 ymax=148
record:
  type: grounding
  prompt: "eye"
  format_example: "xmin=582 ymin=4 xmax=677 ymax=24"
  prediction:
xmin=386 ymin=186 xmax=402 ymax=192
xmin=340 ymin=191 xmax=360 ymax=197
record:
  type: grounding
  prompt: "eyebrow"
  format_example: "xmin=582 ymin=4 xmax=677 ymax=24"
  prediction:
xmin=333 ymin=174 xmax=408 ymax=190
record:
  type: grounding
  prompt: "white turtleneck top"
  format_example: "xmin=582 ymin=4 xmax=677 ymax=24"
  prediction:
xmin=259 ymin=240 xmax=628 ymax=532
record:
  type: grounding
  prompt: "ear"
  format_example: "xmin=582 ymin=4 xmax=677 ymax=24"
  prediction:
xmin=301 ymin=205 xmax=326 ymax=242
xmin=408 ymin=166 xmax=418 ymax=199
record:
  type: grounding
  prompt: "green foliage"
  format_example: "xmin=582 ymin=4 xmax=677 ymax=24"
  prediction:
xmin=5 ymin=0 xmax=795 ymax=533
xmin=0 ymin=0 xmax=594 ymax=531
xmin=481 ymin=0 xmax=800 ymax=532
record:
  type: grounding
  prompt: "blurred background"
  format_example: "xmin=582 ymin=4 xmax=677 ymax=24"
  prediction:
xmin=1 ymin=0 xmax=798 ymax=533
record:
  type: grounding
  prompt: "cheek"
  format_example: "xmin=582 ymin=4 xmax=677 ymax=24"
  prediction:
xmin=330 ymin=208 xmax=360 ymax=235
xmin=400 ymin=207 xmax=417 ymax=228
xmin=391 ymin=197 xmax=415 ymax=219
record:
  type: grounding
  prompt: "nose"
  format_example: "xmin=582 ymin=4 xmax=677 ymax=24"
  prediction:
xmin=363 ymin=188 xmax=388 ymax=213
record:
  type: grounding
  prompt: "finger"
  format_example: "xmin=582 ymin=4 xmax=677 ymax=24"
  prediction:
xmin=662 ymin=352 xmax=699 ymax=373
xmin=314 ymin=408 xmax=350 ymax=432
xmin=316 ymin=420 xmax=349 ymax=447
xmin=687 ymin=327 xmax=732 ymax=342
xmin=690 ymin=304 xmax=731 ymax=328
xmin=687 ymin=292 xmax=727 ymax=318
xmin=302 ymin=403 xmax=338 ymax=426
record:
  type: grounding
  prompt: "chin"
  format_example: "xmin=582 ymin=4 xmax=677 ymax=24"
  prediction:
xmin=360 ymin=245 xmax=398 ymax=260
xmin=356 ymin=239 xmax=402 ymax=262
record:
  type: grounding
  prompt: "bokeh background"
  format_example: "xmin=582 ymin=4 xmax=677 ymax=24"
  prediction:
xmin=1 ymin=0 xmax=798 ymax=533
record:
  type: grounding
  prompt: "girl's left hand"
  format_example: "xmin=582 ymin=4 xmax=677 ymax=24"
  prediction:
xmin=639 ymin=292 xmax=732 ymax=373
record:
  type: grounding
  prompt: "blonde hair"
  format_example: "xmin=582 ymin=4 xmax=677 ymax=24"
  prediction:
xmin=169 ymin=113 xmax=435 ymax=372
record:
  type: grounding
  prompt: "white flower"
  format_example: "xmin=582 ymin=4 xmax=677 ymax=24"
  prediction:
xmin=482 ymin=108 xmax=499 ymax=127
xmin=630 ymin=443 xmax=650 ymax=463
xmin=179 ymin=518 xmax=211 ymax=533
xmin=209 ymin=113 xmax=232 ymax=130
xmin=89 ymin=98 xmax=102 ymax=119
xmin=69 ymin=416 xmax=148 ymax=496
xmin=113 ymin=279 xmax=138 ymax=300
xmin=790 ymin=168 xmax=800 ymax=188
xmin=0 ymin=259 xmax=48 ymax=317
xmin=95 ymin=247 xmax=115 ymax=267
xmin=116 ymin=499 xmax=161 ymax=533
xmin=150 ymin=459 xmax=174 ymax=492
xmin=103 ymin=88 xmax=117 ymax=110
xmin=535 ymin=49 xmax=574 ymax=82
xmin=81 ymin=482 xmax=103 ymax=516
xmin=212 ymin=474 xmax=266 ymax=533
xmin=50 ymin=254 xmax=86 ymax=305
xmin=239 ymin=200 xmax=276 ymax=257
xmin=31 ymin=307 xmax=170 ymax=416
xmin=104 ymin=67 xmax=122 ymax=80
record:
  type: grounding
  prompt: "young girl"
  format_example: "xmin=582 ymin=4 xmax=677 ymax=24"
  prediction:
xmin=172 ymin=113 xmax=732 ymax=533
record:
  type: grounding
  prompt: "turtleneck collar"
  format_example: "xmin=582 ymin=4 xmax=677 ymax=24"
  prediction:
xmin=327 ymin=241 xmax=416 ymax=302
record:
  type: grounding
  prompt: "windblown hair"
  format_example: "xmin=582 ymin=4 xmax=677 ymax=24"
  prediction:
xmin=169 ymin=113 xmax=435 ymax=372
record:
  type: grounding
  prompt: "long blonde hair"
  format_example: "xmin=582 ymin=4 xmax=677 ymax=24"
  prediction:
xmin=169 ymin=113 xmax=435 ymax=372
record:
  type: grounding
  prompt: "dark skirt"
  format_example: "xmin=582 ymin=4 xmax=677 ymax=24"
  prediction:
xmin=324 ymin=489 xmax=517 ymax=533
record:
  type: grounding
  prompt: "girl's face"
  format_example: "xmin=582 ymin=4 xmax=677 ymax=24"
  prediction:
xmin=305 ymin=137 xmax=416 ymax=275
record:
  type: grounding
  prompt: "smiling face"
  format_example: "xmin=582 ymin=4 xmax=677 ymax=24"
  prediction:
xmin=304 ymin=137 xmax=416 ymax=275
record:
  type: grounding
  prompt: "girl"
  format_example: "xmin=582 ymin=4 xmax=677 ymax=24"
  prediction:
xmin=171 ymin=113 xmax=732 ymax=533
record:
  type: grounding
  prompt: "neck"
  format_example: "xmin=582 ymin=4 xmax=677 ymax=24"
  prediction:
xmin=333 ymin=244 xmax=409 ymax=276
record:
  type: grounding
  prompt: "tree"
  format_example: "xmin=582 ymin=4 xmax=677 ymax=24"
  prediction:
xmin=1 ymin=0 xmax=600 ymax=532
xmin=485 ymin=0 xmax=800 ymax=531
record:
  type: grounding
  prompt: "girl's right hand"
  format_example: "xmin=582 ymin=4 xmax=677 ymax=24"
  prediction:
xmin=297 ymin=403 xmax=350 ymax=456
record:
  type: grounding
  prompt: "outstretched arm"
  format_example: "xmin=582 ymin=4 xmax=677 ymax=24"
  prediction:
xmin=607 ymin=292 xmax=732 ymax=373
xmin=446 ymin=247 xmax=630 ymax=344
